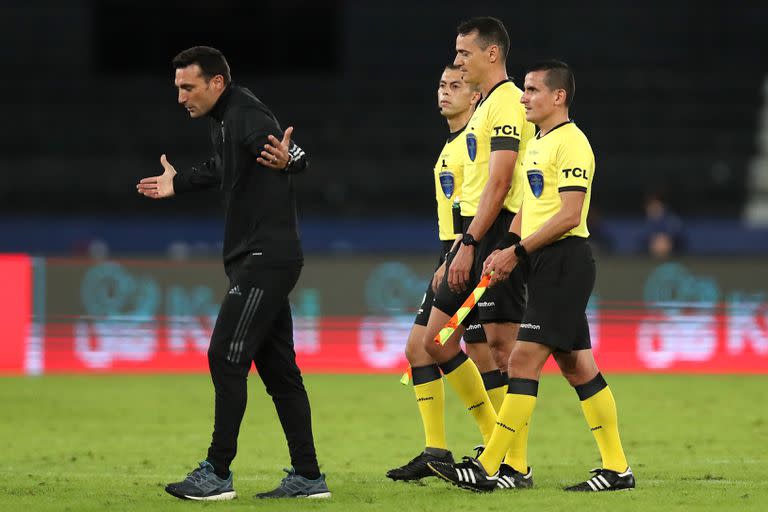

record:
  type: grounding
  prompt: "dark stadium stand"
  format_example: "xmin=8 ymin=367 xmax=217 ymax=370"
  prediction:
xmin=1 ymin=1 xmax=767 ymax=225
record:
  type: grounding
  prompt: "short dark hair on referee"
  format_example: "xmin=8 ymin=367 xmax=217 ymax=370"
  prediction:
xmin=172 ymin=46 xmax=232 ymax=85
xmin=457 ymin=17 xmax=510 ymax=59
xmin=527 ymin=59 xmax=575 ymax=107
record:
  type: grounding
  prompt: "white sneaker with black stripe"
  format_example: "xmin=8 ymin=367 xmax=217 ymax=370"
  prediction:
xmin=427 ymin=456 xmax=498 ymax=492
xmin=496 ymin=463 xmax=533 ymax=489
xmin=564 ymin=467 xmax=635 ymax=492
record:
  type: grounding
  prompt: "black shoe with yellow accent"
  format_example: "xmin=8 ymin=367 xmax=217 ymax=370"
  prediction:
xmin=427 ymin=456 xmax=498 ymax=492
xmin=496 ymin=463 xmax=533 ymax=489
xmin=564 ymin=467 xmax=635 ymax=492
xmin=386 ymin=449 xmax=453 ymax=481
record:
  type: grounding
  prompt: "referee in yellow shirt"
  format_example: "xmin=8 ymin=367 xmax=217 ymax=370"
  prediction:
xmin=428 ymin=60 xmax=635 ymax=493
xmin=421 ymin=17 xmax=536 ymax=489
xmin=387 ymin=64 xmax=508 ymax=481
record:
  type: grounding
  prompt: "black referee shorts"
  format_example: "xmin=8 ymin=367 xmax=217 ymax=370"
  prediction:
xmin=517 ymin=236 xmax=594 ymax=352
xmin=414 ymin=241 xmax=485 ymax=343
xmin=432 ymin=210 xmax=526 ymax=325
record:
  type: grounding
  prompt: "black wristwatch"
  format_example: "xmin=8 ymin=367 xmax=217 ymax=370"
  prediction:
xmin=461 ymin=233 xmax=479 ymax=247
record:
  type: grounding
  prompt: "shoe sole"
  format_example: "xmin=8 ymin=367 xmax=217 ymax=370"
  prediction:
xmin=564 ymin=486 xmax=634 ymax=492
xmin=255 ymin=492 xmax=332 ymax=499
xmin=427 ymin=464 xmax=495 ymax=493
xmin=165 ymin=487 xmax=237 ymax=501
xmin=385 ymin=473 xmax=433 ymax=481
xmin=497 ymin=483 xmax=534 ymax=490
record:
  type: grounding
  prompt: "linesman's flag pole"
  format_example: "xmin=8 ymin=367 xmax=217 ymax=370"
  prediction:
xmin=400 ymin=272 xmax=493 ymax=385
xmin=433 ymin=272 xmax=492 ymax=345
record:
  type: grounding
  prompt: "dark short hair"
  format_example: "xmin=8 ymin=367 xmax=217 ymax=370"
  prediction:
xmin=457 ymin=17 xmax=510 ymax=59
xmin=172 ymin=46 xmax=231 ymax=85
xmin=527 ymin=59 xmax=575 ymax=107
xmin=442 ymin=63 xmax=479 ymax=93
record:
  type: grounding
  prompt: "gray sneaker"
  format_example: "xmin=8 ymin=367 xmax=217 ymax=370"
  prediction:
xmin=255 ymin=467 xmax=331 ymax=499
xmin=165 ymin=461 xmax=237 ymax=501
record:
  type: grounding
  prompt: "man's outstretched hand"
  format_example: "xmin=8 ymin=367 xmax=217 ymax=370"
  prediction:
xmin=137 ymin=154 xmax=177 ymax=199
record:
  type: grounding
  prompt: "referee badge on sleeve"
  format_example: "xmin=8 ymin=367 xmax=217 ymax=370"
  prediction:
xmin=527 ymin=169 xmax=544 ymax=198
xmin=439 ymin=171 xmax=455 ymax=198
xmin=466 ymin=133 xmax=477 ymax=161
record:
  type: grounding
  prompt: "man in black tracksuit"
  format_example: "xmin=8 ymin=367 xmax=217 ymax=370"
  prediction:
xmin=137 ymin=46 xmax=330 ymax=501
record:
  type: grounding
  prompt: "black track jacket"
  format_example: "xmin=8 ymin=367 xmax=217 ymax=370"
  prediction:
xmin=173 ymin=85 xmax=308 ymax=273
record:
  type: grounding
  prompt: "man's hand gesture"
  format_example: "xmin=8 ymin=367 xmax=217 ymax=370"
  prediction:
xmin=257 ymin=126 xmax=294 ymax=169
xmin=137 ymin=154 xmax=177 ymax=199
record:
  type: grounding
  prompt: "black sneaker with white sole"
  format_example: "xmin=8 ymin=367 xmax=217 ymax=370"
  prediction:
xmin=564 ymin=467 xmax=635 ymax=492
xmin=497 ymin=463 xmax=534 ymax=489
xmin=165 ymin=461 xmax=236 ymax=501
xmin=427 ymin=456 xmax=498 ymax=492
xmin=386 ymin=449 xmax=454 ymax=481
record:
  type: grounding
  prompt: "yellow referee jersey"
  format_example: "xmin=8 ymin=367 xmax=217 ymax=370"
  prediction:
xmin=460 ymin=79 xmax=535 ymax=217
xmin=520 ymin=121 xmax=595 ymax=239
xmin=433 ymin=128 xmax=466 ymax=241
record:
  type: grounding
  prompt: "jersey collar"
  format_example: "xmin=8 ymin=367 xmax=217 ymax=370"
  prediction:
xmin=446 ymin=123 xmax=468 ymax=143
xmin=477 ymin=78 xmax=512 ymax=108
xmin=536 ymin=119 xmax=573 ymax=139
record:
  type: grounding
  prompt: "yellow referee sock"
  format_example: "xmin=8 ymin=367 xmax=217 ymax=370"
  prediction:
xmin=482 ymin=370 xmax=529 ymax=471
xmin=478 ymin=378 xmax=538 ymax=475
xmin=411 ymin=364 xmax=446 ymax=450
xmin=504 ymin=417 xmax=530 ymax=473
xmin=440 ymin=351 xmax=497 ymax=444
xmin=575 ymin=373 xmax=628 ymax=472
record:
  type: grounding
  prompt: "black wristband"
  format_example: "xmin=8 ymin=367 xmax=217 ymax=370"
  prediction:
xmin=513 ymin=242 xmax=529 ymax=262
xmin=461 ymin=233 xmax=478 ymax=247
xmin=496 ymin=232 xmax=521 ymax=251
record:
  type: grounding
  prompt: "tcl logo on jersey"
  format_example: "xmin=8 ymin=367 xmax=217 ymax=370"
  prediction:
xmin=562 ymin=167 xmax=590 ymax=179
xmin=493 ymin=125 xmax=520 ymax=137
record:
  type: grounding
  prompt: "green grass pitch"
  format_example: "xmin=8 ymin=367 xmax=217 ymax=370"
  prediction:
xmin=1 ymin=374 xmax=766 ymax=511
